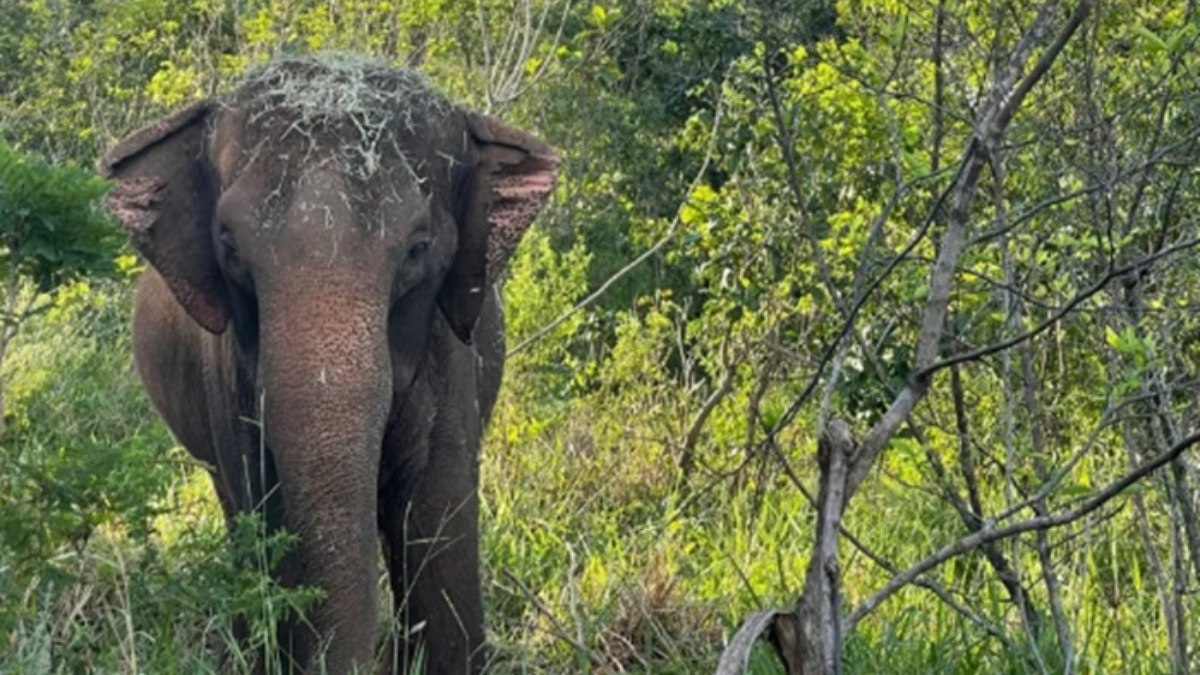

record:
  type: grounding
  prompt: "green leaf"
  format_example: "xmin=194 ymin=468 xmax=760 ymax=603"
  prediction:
xmin=1104 ymin=325 xmax=1120 ymax=351
xmin=1130 ymin=25 xmax=1167 ymax=53
xmin=589 ymin=4 xmax=608 ymax=27
xmin=1167 ymin=23 xmax=1198 ymax=53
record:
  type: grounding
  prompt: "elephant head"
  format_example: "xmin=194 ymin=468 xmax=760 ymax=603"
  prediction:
xmin=100 ymin=55 xmax=558 ymax=671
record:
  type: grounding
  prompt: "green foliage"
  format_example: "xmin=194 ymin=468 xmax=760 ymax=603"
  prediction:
xmin=0 ymin=285 xmax=318 ymax=674
xmin=497 ymin=227 xmax=592 ymax=440
xmin=0 ymin=142 xmax=119 ymax=295
xmin=0 ymin=284 xmax=169 ymax=578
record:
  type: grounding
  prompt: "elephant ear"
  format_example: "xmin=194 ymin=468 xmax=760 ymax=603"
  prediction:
xmin=99 ymin=102 xmax=229 ymax=334
xmin=438 ymin=113 xmax=560 ymax=344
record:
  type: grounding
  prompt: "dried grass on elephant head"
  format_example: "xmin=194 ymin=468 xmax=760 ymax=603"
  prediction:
xmin=224 ymin=53 xmax=455 ymax=186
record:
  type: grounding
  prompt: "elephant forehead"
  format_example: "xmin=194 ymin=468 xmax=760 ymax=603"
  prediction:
xmin=216 ymin=173 xmax=428 ymax=279
xmin=286 ymin=168 xmax=354 ymax=225
xmin=213 ymin=111 xmax=421 ymax=190
xmin=215 ymin=135 xmax=428 ymax=230
xmin=231 ymin=53 xmax=449 ymax=127
xmin=214 ymin=53 xmax=452 ymax=183
xmin=284 ymin=166 xmax=424 ymax=231
xmin=294 ymin=159 xmax=427 ymax=222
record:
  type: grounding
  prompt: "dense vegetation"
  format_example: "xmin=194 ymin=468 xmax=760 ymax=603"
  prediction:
xmin=2 ymin=0 xmax=1199 ymax=672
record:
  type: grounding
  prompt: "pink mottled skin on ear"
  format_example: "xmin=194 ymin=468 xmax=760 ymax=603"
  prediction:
xmin=465 ymin=112 xmax=561 ymax=283
xmin=483 ymin=155 xmax=559 ymax=282
xmin=106 ymin=174 xmax=229 ymax=334
xmin=107 ymin=177 xmax=163 ymax=233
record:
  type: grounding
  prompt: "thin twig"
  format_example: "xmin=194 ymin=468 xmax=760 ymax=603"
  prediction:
xmin=916 ymin=236 xmax=1200 ymax=379
xmin=500 ymin=570 xmax=599 ymax=667
xmin=846 ymin=428 xmax=1200 ymax=631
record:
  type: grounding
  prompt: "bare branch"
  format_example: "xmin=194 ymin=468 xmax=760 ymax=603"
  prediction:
xmin=916 ymin=236 xmax=1200 ymax=379
xmin=845 ymin=428 xmax=1200 ymax=632
xmin=845 ymin=0 xmax=1095 ymax=501
xmin=499 ymin=570 xmax=600 ymax=669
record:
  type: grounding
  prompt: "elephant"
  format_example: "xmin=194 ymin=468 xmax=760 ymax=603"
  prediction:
xmin=99 ymin=54 xmax=559 ymax=674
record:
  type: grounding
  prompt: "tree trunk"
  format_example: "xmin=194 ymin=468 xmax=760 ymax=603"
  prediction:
xmin=715 ymin=421 xmax=855 ymax=675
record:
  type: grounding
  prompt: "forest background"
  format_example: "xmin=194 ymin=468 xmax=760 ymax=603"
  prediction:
xmin=2 ymin=0 xmax=1199 ymax=673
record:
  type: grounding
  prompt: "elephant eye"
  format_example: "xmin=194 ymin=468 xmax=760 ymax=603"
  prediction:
xmin=406 ymin=239 xmax=431 ymax=261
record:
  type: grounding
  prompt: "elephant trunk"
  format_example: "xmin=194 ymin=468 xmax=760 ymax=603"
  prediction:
xmin=258 ymin=279 xmax=392 ymax=672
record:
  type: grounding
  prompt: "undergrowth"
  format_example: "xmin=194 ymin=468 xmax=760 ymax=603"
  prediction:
xmin=0 ymin=249 xmax=1182 ymax=673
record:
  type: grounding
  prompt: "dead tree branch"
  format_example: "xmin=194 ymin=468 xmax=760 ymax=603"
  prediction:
xmin=719 ymin=3 xmax=1096 ymax=672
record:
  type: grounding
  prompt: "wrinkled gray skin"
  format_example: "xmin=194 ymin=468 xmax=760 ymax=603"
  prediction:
xmin=100 ymin=57 xmax=558 ymax=674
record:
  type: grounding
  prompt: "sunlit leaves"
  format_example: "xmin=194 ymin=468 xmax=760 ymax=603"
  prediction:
xmin=145 ymin=61 xmax=203 ymax=107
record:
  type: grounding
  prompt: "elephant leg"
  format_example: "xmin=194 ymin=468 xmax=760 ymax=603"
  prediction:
xmin=131 ymin=270 xmax=222 ymax=469
xmin=132 ymin=272 xmax=268 ymax=667
xmin=379 ymin=431 xmax=485 ymax=673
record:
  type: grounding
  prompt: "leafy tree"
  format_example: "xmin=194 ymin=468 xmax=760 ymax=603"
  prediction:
xmin=0 ymin=141 xmax=120 ymax=433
